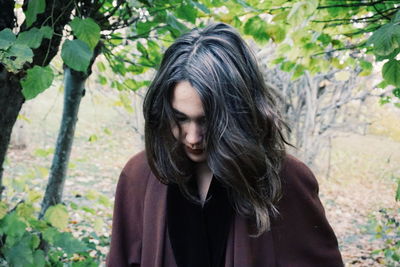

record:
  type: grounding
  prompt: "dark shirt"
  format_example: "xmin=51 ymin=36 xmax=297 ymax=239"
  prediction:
xmin=167 ymin=177 xmax=234 ymax=267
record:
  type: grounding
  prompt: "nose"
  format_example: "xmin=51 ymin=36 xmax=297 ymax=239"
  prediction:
xmin=185 ymin=122 xmax=203 ymax=146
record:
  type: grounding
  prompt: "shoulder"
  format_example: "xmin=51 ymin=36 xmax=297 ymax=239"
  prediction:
xmin=116 ymin=150 xmax=153 ymax=198
xmin=279 ymin=153 xmax=319 ymax=196
xmin=121 ymin=150 xmax=151 ymax=178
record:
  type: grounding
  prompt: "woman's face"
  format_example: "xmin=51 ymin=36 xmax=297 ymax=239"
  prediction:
xmin=171 ymin=81 xmax=207 ymax=163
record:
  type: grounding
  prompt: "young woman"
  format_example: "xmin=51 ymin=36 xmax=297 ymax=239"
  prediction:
xmin=107 ymin=23 xmax=343 ymax=267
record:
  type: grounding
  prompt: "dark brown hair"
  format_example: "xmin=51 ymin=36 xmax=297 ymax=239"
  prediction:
xmin=143 ymin=23 xmax=288 ymax=235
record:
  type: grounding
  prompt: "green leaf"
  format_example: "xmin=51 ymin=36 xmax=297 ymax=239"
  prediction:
xmin=25 ymin=0 xmax=46 ymax=27
xmin=266 ymin=24 xmax=286 ymax=43
xmin=109 ymin=32 xmax=124 ymax=45
xmin=3 ymin=234 xmax=34 ymax=266
xmin=176 ymin=3 xmax=197 ymax=24
xmin=367 ymin=23 xmax=400 ymax=56
xmin=111 ymin=62 xmax=127 ymax=76
xmin=29 ymin=220 xmax=49 ymax=233
xmin=7 ymin=44 xmax=33 ymax=70
xmin=44 ymin=204 xmax=69 ymax=230
xmin=32 ymin=250 xmax=45 ymax=267
xmin=244 ymin=16 xmax=269 ymax=44
xmin=7 ymin=43 xmax=34 ymax=68
xmin=382 ymin=59 xmax=400 ymax=87
xmin=127 ymin=64 xmax=145 ymax=74
xmin=272 ymin=57 xmax=285 ymax=65
xmin=42 ymin=227 xmax=58 ymax=243
xmin=16 ymin=28 xmax=43 ymax=49
xmin=53 ymin=232 xmax=88 ymax=254
xmin=88 ymin=134 xmax=98 ymax=142
xmin=70 ymin=18 xmax=101 ymax=50
xmin=39 ymin=26 xmax=53 ymax=39
xmin=147 ymin=40 xmax=162 ymax=63
xmin=82 ymin=206 xmax=96 ymax=214
xmin=191 ymin=0 xmax=210 ymax=14
xmin=103 ymin=127 xmax=112 ymax=135
xmin=123 ymin=79 xmax=150 ymax=91
xmin=137 ymin=42 xmax=148 ymax=57
xmin=61 ymin=39 xmax=93 ymax=72
xmin=327 ymin=5 xmax=346 ymax=18
xmin=0 ymin=28 xmax=16 ymax=49
xmin=16 ymin=203 xmax=35 ymax=220
xmin=70 ymin=202 xmax=79 ymax=210
xmin=391 ymin=9 xmax=400 ymax=23
xmin=97 ymin=61 xmax=106 ymax=72
xmin=98 ymin=194 xmax=111 ymax=207
xmin=30 ymin=234 xmax=40 ymax=249
xmin=376 ymin=80 xmax=389 ymax=89
xmin=85 ymin=190 xmax=97 ymax=200
xmin=393 ymin=88 xmax=400 ymax=99
xmin=135 ymin=21 xmax=154 ymax=36
xmin=359 ymin=60 xmax=373 ymax=76
xmin=34 ymin=147 xmax=54 ymax=157
xmin=166 ymin=12 xmax=189 ymax=36
xmin=280 ymin=61 xmax=295 ymax=72
xmin=0 ymin=212 xmax=27 ymax=238
xmin=375 ymin=47 xmax=400 ymax=61
xmin=21 ymin=66 xmax=54 ymax=100
xmin=317 ymin=33 xmax=332 ymax=46
xmin=292 ymin=64 xmax=305 ymax=80
xmin=98 ymin=75 xmax=107 ymax=85
xmin=287 ymin=0 xmax=318 ymax=26
xmin=379 ymin=95 xmax=391 ymax=105
xmin=272 ymin=10 xmax=289 ymax=22
xmin=27 ymin=190 xmax=42 ymax=203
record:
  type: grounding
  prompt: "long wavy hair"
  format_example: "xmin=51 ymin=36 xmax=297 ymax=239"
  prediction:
xmin=143 ymin=23 xmax=288 ymax=235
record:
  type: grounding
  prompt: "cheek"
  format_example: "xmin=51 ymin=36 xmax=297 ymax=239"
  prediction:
xmin=171 ymin=124 xmax=180 ymax=140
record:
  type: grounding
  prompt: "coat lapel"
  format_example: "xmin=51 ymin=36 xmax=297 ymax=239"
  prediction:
xmin=141 ymin=173 xmax=169 ymax=267
xmin=141 ymin=173 xmax=276 ymax=267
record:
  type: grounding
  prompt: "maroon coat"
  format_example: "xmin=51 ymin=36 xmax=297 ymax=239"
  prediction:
xmin=107 ymin=151 xmax=343 ymax=267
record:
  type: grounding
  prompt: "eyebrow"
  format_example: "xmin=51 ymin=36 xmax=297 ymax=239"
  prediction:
xmin=172 ymin=108 xmax=206 ymax=120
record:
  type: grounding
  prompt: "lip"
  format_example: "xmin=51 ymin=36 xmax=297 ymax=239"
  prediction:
xmin=185 ymin=146 xmax=204 ymax=155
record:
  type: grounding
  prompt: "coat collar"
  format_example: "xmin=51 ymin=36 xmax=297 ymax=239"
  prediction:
xmin=141 ymin=173 xmax=276 ymax=267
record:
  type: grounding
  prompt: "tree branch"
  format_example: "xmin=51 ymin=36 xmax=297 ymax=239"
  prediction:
xmin=317 ymin=0 xmax=388 ymax=9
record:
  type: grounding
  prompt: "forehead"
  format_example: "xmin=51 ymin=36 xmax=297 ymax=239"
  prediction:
xmin=171 ymin=81 xmax=204 ymax=117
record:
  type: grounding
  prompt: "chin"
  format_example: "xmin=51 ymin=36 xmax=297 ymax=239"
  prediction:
xmin=186 ymin=152 xmax=207 ymax=163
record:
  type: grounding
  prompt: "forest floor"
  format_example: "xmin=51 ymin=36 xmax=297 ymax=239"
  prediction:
xmin=3 ymin=86 xmax=400 ymax=266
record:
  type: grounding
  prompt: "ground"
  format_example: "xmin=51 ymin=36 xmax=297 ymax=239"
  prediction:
xmin=3 ymin=85 xmax=400 ymax=266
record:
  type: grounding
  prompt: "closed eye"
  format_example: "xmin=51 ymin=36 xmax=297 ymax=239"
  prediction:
xmin=176 ymin=116 xmax=187 ymax=122
xmin=198 ymin=117 xmax=207 ymax=125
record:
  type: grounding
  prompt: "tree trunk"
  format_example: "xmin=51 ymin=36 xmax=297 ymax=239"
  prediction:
xmin=0 ymin=68 xmax=25 ymax=200
xmin=39 ymin=67 xmax=86 ymax=217
xmin=39 ymin=40 xmax=102 ymax=217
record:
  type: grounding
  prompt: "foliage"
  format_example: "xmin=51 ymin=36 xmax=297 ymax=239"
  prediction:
xmin=0 ymin=163 xmax=113 ymax=266
xmin=0 ymin=142 xmax=115 ymax=265
xmin=202 ymin=0 xmax=400 ymax=102
xmin=0 ymin=28 xmax=34 ymax=72
xmin=365 ymin=208 xmax=400 ymax=266
xmin=21 ymin=66 xmax=54 ymax=100
xmin=364 ymin=179 xmax=400 ymax=266
xmin=0 ymin=201 xmax=99 ymax=266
